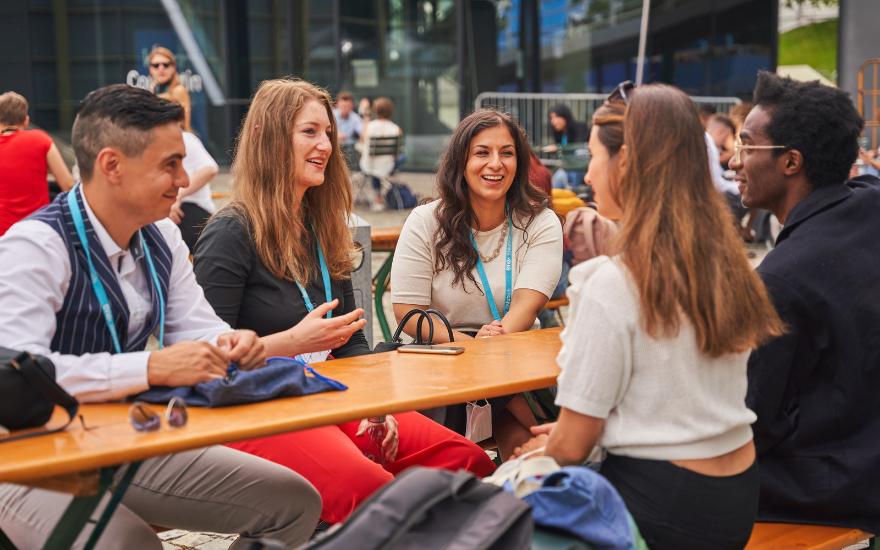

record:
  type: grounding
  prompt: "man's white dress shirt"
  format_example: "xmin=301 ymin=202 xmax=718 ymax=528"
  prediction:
xmin=0 ymin=191 xmax=231 ymax=402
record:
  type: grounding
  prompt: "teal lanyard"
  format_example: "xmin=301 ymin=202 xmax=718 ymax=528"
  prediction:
xmin=294 ymin=224 xmax=333 ymax=319
xmin=67 ymin=184 xmax=165 ymax=353
xmin=469 ymin=204 xmax=513 ymax=323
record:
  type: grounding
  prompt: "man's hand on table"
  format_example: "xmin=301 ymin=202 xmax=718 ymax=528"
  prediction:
xmin=217 ymin=329 xmax=265 ymax=370
xmin=356 ymin=415 xmax=400 ymax=462
xmin=510 ymin=422 xmax=556 ymax=461
xmin=147 ymin=330 xmax=265 ymax=387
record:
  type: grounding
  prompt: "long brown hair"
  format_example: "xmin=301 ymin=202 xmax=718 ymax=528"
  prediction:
xmin=221 ymin=78 xmax=354 ymax=283
xmin=433 ymin=109 xmax=549 ymax=291
xmin=609 ymin=85 xmax=784 ymax=356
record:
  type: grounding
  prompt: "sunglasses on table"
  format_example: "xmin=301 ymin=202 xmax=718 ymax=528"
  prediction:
xmin=150 ymin=62 xmax=173 ymax=69
xmin=607 ymin=80 xmax=635 ymax=105
xmin=129 ymin=397 xmax=188 ymax=432
xmin=732 ymin=135 xmax=788 ymax=165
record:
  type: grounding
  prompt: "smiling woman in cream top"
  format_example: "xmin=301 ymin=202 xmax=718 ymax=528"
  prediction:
xmin=390 ymin=108 xmax=562 ymax=460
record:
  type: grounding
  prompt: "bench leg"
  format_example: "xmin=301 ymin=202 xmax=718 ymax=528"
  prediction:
xmin=373 ymin=251 xmax=394 ymax=342
xmin=40 ymin=462 xmax=142 ymax=550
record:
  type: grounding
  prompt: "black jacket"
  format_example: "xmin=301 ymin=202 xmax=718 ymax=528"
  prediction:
xmin=747 ymin=175 xmax=880 ymax=533
xmin=193 ymin=214 xmax=371 ymax=359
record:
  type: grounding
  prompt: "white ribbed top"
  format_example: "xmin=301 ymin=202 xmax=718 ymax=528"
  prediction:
xmin=555 ymin=256 xmax=756 ymax=461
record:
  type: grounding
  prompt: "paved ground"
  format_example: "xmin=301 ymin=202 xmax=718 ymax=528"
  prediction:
xmin=158 ymin=174 xmax=868 ymax=550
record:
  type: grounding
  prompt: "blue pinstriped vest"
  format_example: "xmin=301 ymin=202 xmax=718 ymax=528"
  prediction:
xmin=28 ymin=187 xmax=172 ymax=355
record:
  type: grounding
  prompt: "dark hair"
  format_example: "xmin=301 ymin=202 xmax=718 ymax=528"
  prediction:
xmin=373 ymin=97 xmax=394 ymax=119
xmin=753 ymin=71 xmax=864 ymax=188
xmin=433 ymin=109 xmax=549 ymax=291
xmin=337 ymin=91 xmax=353 ymax=102
xmin=549 ymin=104 xmax=576 ymax=142
xmin=72 ymin=84 xmax=184 ymax=181
xmin=708 ymin=113 xmax=736 ymax=135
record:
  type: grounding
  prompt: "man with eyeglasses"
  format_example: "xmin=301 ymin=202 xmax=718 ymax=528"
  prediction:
xmin=730 ymin=71 xmax=880 ymax=534
xmin=0 ymin=85 xmax=321 ymax=549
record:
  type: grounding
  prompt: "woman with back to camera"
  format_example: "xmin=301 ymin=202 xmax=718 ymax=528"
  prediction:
xmin=193 ymin=78 xmax=496 ymax=525
xmin=390 ymin=109 xmax=563 ymax=460
xmin=148 ymin=47 xmax=191 ymax=132
xmin=513 ymin=86 xmax=785 ymax=550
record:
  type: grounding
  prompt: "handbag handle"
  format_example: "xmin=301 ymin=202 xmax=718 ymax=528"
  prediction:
xmin=415 ymin=313 xmax=435 ymax=345
xmin=391 ymin=309 xmax=430 ymax=345
xmin=424 ymin=309 xmax=454 ymax=343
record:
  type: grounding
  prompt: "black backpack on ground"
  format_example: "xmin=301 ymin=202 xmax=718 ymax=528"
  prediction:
xmin=300 ymin=467 xmax=533 ymax=550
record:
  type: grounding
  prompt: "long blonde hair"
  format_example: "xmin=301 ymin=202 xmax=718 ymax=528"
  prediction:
xmin=222 ymin=78 xmax=355 ymax=283
xmin=609 ymin=84 xmax=784 ymax=357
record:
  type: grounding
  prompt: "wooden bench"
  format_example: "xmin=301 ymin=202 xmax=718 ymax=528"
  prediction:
xmin=542 ymin=297 xmax=569 ymax=326
xmin=745 ymin=523 xmax=874 ymax=550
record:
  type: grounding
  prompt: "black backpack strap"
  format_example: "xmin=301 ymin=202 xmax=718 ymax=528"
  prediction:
xmin=1 ymin=352 xmax=80 ymax=443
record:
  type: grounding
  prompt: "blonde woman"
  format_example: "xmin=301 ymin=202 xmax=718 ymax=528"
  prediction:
xmin=148 ymin=46 xmax=191 ymax=131
xmin=193 ymin=78 xmax=496 ymax=525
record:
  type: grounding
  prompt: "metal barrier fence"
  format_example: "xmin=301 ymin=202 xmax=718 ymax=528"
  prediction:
xmin=474 ymin=92 xmax=742 ymax=148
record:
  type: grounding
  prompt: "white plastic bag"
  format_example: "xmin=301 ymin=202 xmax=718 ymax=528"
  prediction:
xmin=465 ymin=400 xmax=492 ymax=443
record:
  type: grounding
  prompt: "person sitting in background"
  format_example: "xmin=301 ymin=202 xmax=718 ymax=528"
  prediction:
xmin=732 ymin=71 xmax=880 ymax=536
xmin=169 ymin=131 xmax=218 ymax=253
xmin=543 ymin=104 xmax=589 ymax=189
xmin=333 ymin=91 xmax=364 ymax=147
xmin=708 ymin=113 xmax=736 ymax=168
xmin=149 ymin=46 xmax=192 ymax=132
xmin=0 ymin=91 xmax=74 ymax=236
xmin=515 ymin=85 xmax=784 ymax=550
xmin=0 ymin=84 xmax=321 ymax=550
xmin=391 ymin=109 xmax=563 ymax=459
xmin=193 ymin=78 xmax=496 ymax=525
xmin=359 ymin=97 xmax=402 ymax=211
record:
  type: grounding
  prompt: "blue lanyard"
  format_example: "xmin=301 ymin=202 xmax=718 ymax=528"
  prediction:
xmin=67 ymin=184 xmax=165 ymax=353
xmin=469 ymin=204 xmax=513 ymax=323
xmin=294 ymin=224 xmax=333 ymax=319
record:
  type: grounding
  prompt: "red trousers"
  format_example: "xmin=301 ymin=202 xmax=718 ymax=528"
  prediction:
xmin=227 ymin=411 xmax=497 ymax=523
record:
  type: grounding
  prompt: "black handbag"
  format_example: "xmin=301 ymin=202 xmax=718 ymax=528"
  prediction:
xmin=0 ymin=347 xmax=81 ymax=443
xmin=374 ymin=309 xmax=455 ymax=353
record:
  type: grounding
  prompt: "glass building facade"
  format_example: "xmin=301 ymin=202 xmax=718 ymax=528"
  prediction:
xmin=0 ymin=0 xmax=775 ymax=167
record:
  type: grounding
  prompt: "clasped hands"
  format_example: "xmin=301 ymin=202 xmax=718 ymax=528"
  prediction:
xmin=356 ymin=415 xmax=400 ymax=462
xmin=509 ymin=422 xmax=556 ymax=462
xmin=476 ymin=320 xmax=505 ymax=338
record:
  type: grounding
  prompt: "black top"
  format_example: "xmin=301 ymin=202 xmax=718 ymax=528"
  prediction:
xmin=193 ymin=214 xmax=370 ymax=359
xmin=746 ymin=175 xmax=880 ymax=534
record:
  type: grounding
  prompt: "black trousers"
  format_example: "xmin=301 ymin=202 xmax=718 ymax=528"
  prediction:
xmin=600 ymin=453 xmax=759 ymax=550
xmin=177 ymin=202 xmax=212 ymax=254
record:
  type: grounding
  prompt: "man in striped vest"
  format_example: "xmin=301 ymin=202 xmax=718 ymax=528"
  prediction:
xmin=0 ymin=84 xmax=321 ymax=549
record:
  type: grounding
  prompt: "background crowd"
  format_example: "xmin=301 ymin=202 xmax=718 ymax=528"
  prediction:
xmin=0 ymin=60 xmax=879 ymax=550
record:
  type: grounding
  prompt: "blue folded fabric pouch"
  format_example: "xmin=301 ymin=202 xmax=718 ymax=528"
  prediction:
xmin=135 ymin=356 xmax=347 ymax=407
xmin=519 ymin=466 xmax=637 ymax=550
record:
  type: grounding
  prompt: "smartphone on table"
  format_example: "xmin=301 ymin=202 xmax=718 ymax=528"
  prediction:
xmin=397 ymin=345 xmax=465 ymax=355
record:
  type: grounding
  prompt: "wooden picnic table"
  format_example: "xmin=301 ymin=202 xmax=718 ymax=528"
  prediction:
xmin=0 ymin=329 xmax=562 ymax=550
xmin=371 ymin=226 xmax=403 ymax=341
